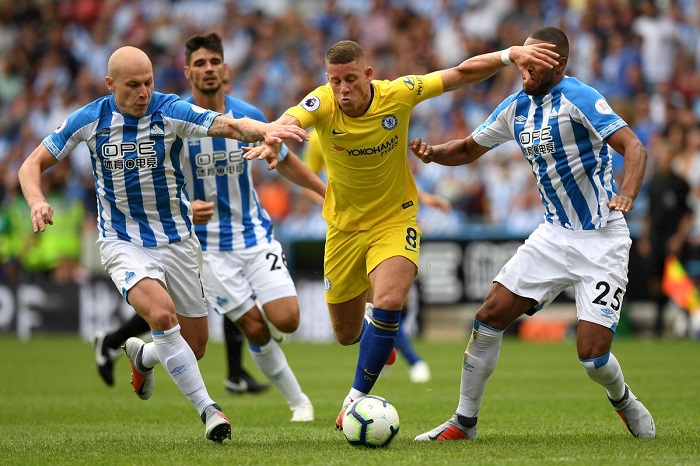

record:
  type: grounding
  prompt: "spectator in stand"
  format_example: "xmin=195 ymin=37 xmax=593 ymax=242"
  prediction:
xmin=632 ymin=0 xmax=683 ymax=91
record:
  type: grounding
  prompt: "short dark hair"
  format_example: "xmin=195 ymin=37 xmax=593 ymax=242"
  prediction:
xmin=185 ymin=33 xmax=224 ymax=65
xmin=326 ymin=40 xmax=364 ymax=65
xmin=528 ymin=27 xmax=569 ymax=57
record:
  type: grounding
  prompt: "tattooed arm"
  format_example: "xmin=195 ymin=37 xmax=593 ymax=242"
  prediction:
xmin=208 ymin=115 xmax=308 ymax=145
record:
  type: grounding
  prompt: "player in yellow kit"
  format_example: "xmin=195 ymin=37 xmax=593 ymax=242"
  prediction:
xmin=244 ymin=39 xmax=559 ymax=429
xmin=304 ymin=127 xmax=448 ymax=383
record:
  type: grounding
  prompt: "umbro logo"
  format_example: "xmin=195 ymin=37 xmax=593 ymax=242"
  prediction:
xmin=515 ymin=115 xmax=527 ymax=125
xmin=125 ymin=271 xmax=136 ymax=283
xmin=96 ymin=128 xmax=110 ymax=137
xmin=600 ymin=307 xmax=614 ymax=318
xmin=217 ymin=296 xmax=228 ymax=307
xmin=170 ymin=364 xmax=187 ymax=375
xmin=549 ymin=108 xmax=558 ymax=118
xmin=150 ymin=124 xmax=165 ymax=136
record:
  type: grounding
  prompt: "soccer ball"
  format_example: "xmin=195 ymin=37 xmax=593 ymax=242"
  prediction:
xmin=342 ymin=395 xmax=400 ymax=448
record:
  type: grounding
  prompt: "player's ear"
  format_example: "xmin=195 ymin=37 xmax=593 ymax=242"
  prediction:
xmin=105 ymin=76 xmax=114 ymax=93
xmin=555 ymin=56 xmax=568 ymax=75
xmin=365 ymin=66 xmax=373 ymax=81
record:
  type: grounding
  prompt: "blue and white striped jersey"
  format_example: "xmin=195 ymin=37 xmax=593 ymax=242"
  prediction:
xmin=43 ymin=92 xmax=219 ymax=247
xmin=181 ymin=95 xmax=288 ymax=251
xmin=473 ymin=76 xmax=627 ymax=231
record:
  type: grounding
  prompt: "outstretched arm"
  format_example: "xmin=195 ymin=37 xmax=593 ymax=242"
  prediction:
xmin=18 ymin=144 xmax=60 ymax=232
xmin=605 ymin=127 xmax=647 ymax=213
xmin=276 ymin=150 xmax=326 ymax=203
xmin=243 ymin=114 xmax=303 ymax=170
xmin=440 ymin=43 xmax=558 ymax=92
xmin=409 ymin=135 xmax=490 ymax=166
xmin=209 ymin=115 xmax=308 ymax=145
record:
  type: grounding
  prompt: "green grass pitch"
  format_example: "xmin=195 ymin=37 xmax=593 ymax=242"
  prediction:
xmin=0 ymin=336 xmax=698 ymax=465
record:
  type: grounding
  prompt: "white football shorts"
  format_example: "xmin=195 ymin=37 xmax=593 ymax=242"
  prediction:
xmin=495 ymin=220 xmax=631 ymax=331
xmin=200 ymin=239 xmax=297 ymax=321
xmin=98 ymin=235 xmax=208 ymax=318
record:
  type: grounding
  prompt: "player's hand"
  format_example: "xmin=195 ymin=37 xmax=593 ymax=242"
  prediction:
xmin=190 ymin=199 xmax=215 ymax=224
xmin=510 ymin=43 xmax=559 ymax=70
xmin=243 ymin=142 xmax=282 ymax=170
xmin=608 ymin=195 xmax=634 ymax=213
xmin=262 ymin=124 xmax=308 ymax=145
xmin=30 ymin=201 xmax=54 ymax=233
xmin=233 ymin=118 xmax=308 ymax=144
xmin=409 ymin=138 xmax=434 ymax=164
xmin=241 ymin=119 xmax=307 ymax=145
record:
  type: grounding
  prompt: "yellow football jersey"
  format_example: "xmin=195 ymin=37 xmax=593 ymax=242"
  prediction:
xmin=286 ymin=72 xmax=443 ymax=231
xmin=303 ymin=128 xmax=325 ymax=176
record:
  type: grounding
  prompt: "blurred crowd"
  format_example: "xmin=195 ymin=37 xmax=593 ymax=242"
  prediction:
xmin=2 ymin=0 xmax=700 ymax=287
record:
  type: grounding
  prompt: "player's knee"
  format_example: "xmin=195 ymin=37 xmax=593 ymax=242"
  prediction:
xmin=475 ymin=288 xmax=523 ymax=329
xmin=371 ymin=293 xmax=405 ymax=311
xmin=335 ymin=334 xmax=357 ymax=346
xmin=146 ymin=309 xmax=178 ymax=332
xmin=576 ymin=341 xmax=612 ymax=361
xmin=334 ymin=326 xmax=360 ymax=346
xmin=474 ymin=304 xmax=503 ymax=329
xmin=274 ymin=310 xmax=300 ymax=333
xmin=576 ymin=321 xmax=613 ymax=360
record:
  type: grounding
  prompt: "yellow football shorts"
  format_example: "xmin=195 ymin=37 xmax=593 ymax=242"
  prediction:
xmin=323 ymin=219 xmax=421 ymax=304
